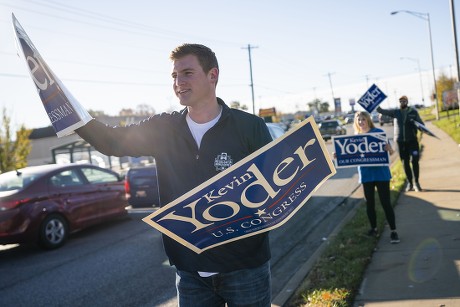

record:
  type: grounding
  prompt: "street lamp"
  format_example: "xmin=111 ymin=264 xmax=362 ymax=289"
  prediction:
xmin=400 ymin=57 xmax=425 ymax=105
xmin=391 ymin=10 xmax=440 ymax=120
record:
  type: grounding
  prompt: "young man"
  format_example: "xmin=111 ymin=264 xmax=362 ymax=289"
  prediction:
xmin=76 ymin=44 xmax=273 ymax=306
xmin=376 ymin=95 xmax=424 ymax=192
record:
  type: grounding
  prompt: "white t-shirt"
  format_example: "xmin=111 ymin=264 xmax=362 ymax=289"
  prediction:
xmin=185 ymin=108 xmax=222 ymax=277
xmin=186 ymin=109 xmax=222 ymax=148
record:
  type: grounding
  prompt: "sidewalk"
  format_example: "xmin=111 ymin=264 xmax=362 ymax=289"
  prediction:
xmin=353 ymin=122 xmax=460 ymax=306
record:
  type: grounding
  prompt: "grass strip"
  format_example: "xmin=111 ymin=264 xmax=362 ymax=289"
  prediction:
xmin=285 ymin=161 xmax=405 ymax=307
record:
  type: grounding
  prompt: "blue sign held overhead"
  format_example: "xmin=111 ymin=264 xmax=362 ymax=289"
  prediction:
xmin=357 ymin=84 xmax=387 ymax=113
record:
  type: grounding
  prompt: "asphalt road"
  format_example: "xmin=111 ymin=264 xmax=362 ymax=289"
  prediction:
xmin=0 ymin=122 xmax=395 ymax=307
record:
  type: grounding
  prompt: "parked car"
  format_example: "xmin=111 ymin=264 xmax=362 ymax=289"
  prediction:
xmin=371 ymin=112 xmax=380 ymax=123
xmin=0 ymin=163 xmax=128 ymax=249
xmin=379 ymin=113 xmax=393 ymax=126
xmin=344 ymin=113 xmax=355 ymax=125
xmin=124 ymin=164 xmax=160 ymax=208
xmin=318 ymin=119 xmax=347 ymax=141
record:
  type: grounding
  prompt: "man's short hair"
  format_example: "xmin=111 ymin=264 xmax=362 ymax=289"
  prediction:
xmin=169 ymin=43 xmax=219 ymax=74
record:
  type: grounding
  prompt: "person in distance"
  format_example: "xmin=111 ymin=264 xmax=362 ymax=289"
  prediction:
xmin=376 ymin=96 xmax=424 ymax=192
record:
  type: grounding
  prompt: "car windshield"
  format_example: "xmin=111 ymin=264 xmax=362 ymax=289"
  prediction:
xmin=0 ymin=170 xmax=40 ymax=191
xmin=320 ymin=121 xmax=337 ymax=128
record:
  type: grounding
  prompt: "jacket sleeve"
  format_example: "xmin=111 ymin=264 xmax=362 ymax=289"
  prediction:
xmin=376 ymin=106 xmax=395 ymax=117
xmin=75 ymin=118 xmax=160 ymax=157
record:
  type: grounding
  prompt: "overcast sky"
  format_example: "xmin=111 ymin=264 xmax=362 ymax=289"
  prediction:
xmin=0 ymin=0 xmax=458 ymax=129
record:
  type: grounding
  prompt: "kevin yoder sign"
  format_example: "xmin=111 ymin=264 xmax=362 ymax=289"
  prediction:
xmin=357 ymin=84 xmax=387 ymax=113
xmin=12 ymin=14 xmax=92 ymax=137
xmin=143 ymin=118 xmax=336 ymax=254
xmin=332 ymin=133 xmax=390 ymax=168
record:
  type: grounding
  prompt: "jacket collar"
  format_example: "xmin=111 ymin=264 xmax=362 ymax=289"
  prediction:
xmin=178 ymin=97 xmax=229 ymax=121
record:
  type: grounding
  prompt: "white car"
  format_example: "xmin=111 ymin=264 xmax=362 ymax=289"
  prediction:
xmin=266 ymin=123 xmax=286 ymax=140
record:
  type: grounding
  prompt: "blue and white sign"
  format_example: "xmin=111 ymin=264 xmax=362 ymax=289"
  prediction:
xmin=12 ymin=14 xmax=92 ymax=137
xmin=334 ymin=97 xmax=342 ymax=113
xmin=332 ymin=133 xmax=390 ymax=168
xmin=357 ymin=84 xmax=387 ymax=113
xmin=143 ymin=118 xmax=336 ymax=254
xmin=412 ymin=120 xmax=440 ymax=139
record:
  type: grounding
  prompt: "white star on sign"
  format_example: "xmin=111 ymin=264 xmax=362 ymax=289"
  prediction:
xmin=256 ymin=209 xmax=266 ymax=216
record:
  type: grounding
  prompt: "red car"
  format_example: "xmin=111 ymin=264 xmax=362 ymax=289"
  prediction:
xmin=0 ymin=163 xmax=128 ymax=249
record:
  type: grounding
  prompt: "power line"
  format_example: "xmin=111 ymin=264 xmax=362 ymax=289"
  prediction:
xmin=2 ymin=0 xmax=243 ymax=46
xmin=0 ymin=72 xmax=27 ymax=78
xmin=0 ymin=71 xmax=169 ymax=86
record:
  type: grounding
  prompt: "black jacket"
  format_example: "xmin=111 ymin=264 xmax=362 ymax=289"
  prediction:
xmin=76 ymin=98 xmax=273 ymax=272
xmin=376 ymin=106 xmax=424 ymax=143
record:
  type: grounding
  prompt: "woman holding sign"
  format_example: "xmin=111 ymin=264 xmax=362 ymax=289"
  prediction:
xmin=353 ymin=111 xmax=400 ymax=244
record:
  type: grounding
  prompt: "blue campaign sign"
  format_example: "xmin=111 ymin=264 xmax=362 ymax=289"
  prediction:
xmin=12 ymin=14 xmax=92 ymax=137
xmin=332 ymin=133 xmax=390 ymax=168
xmin=412 ymin=120 xmax=440 ymax=139
xmin=357 ymin=84 xmax=387 ymax=113
xmin=143 ymin=118 xmax=336 ymax=254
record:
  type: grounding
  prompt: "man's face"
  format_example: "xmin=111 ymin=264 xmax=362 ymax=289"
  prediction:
xmin=399 ymin=99 xmax=408 ymax=109
xmin=171 ymin=54 xmax=217 ymax=107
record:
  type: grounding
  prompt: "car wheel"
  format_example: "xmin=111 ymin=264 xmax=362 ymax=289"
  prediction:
xmin=39 ymin=214 xmax=68 ymax=249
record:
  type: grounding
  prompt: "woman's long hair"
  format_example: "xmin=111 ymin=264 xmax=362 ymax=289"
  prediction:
xmin=353 ymin=111 xmax=375 ymax=134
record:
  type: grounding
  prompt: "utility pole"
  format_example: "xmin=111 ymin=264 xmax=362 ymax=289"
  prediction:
xmin=242 ymin=44 xmax=258 ymax=115
xmin=450 ymin=0 xmax=460 ymax=82
xmin=364 ymin=74 xmax=370 ymax=88
xmin=325 ymin=72 xmax=336 ymax=106
xmin=450 ymin=0 xmax=460 ymax=116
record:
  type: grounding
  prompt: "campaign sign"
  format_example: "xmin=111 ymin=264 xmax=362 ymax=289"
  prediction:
xmin=412 ymin=120 xmax=440 ymax=139
xmin=12 ymin=14 xmax=92 ymax=137
xmin=332 ymin=133 xmax=390 ymax=168
xmin=357 ymin=84 xmax=387 ymax=113
xmin=143 ymin=118 xmax=336 ymax=254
